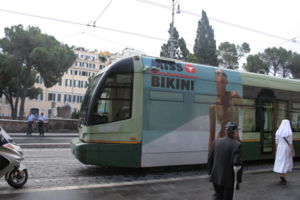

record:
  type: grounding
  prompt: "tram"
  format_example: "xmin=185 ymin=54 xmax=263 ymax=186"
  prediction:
xmin=71 ymin=55 xmax=300 ymax=167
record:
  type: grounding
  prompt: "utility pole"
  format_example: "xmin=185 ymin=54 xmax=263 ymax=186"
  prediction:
xmin=169 ymin=0 xmax=180 ymax=59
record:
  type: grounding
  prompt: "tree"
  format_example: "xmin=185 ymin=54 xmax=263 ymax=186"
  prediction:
xmin=160 ymin=24 xmax=189 ymax=61
xmin=217 ymin=42 xmax=238 ymax=69
xmin=0 ymin=25 xmax=76 ymax=119
xmin=288 ymin=53 xmax=300 ymax=79
xmin=193 ymin=10 xmax=218 ymax=66
xmin=218 ymin=42 xmax=250 ymax=69
xmin=261 ymin=47 xmax=292 ymax=77
xmin=243 ymin=54 xmax=269 ymax=74
xmin=0 ymin=53 xmax=23 ymax=119
xmin=99 ymin=55 xmax=107 ymax=63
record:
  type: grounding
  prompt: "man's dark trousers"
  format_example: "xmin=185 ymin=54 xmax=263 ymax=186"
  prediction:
xmin=213 ymin=183 xmax=234 ymax=200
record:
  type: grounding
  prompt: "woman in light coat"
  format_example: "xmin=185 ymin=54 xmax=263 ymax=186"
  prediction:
xmin=273 ymin=119 xmax=295 ymax=185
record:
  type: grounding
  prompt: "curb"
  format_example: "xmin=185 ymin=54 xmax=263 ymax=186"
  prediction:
xmin=20 ymin=143 xmax=70 ymax=148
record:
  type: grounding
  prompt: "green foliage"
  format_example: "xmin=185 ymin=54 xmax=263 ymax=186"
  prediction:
xmin=99 ymin=55 xmax=107 ymax=63
xmin=244 ymin=47 xmax=297 ymax=78
xmin=217 ymin=42 xmax=238 ymax=69
xmin=87 ymin=74 xmax=96 ymax=88
xmin=238 ymin=43 xmax=250 ymax=56
xmin=0 ymin=24 xmax=76 ymax=119
xmin=186 ymin=53 xmax=199 ymax=63
xmin=0 ymin=53 xmax=24 ymax=118
xmin=193 ymin=10 xmax=218 ymax=66
xmin=262 ymin=47 xmax=292 ymax=77
xmin=288 ymin=53 xmax=300 ymax=79
xmin=160 ymin=24 xmax=189 ymax=61
xmin=218 ymin=42 xmax=250 ymax=69
xmin=71 ymin=110 xmax=80 ymax=119
xmin=27 ymin=87 xmax=43 ymax=99
xmin=243 ymin=54 xmax=269 ymax=74
xmin=31 ymin=44 xmax=76 ymax=87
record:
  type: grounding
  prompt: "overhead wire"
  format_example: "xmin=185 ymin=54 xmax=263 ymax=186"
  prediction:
xmin=136 ymin=0 xmax=300 ymax=45
xmin=82 ymin=32 xmax=156 ymax=55
xmin=0 ymin=8 xmax=166 ymax=42
xmin=89 ymin=0 xmax=113 ymax=27
xmin=274 ymin=34 xmax=300 ymax=47
xmin=2 ymin=2 xmax=299 ymax=52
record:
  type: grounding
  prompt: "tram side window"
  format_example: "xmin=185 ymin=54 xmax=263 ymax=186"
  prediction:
xmin=275 ymin=101 xmax=287 ymax=129
xmin=242 ymin=99 xmax=256 ymax=132
xmin=93 ymin=73 xmax=133 ymax=124
xmin=291 ymin=103 xmax=300 ymax=132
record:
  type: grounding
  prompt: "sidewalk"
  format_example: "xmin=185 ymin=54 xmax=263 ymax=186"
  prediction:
xmin=8 ymin=132 xmax=78 ymax=137
xmin=9 ymin=132 xmax=78 ymax=148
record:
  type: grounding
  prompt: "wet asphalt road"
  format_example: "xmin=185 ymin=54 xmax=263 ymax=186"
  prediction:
xmin=1 ymin=134 xmax=300 ymax=199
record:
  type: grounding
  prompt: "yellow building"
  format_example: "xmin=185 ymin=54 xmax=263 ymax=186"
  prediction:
xmin=0 ymin=49 xmax=108 ymax=118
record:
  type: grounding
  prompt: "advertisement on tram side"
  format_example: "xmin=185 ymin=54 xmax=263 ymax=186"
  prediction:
xmin=141 ymin=57 xmax=243 ymax=167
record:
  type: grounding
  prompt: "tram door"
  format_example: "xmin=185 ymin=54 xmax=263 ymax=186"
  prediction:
xmin=260 ymin=101 xmax=287 ymax=154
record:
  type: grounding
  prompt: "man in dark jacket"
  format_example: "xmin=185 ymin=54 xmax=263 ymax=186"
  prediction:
xmin=208 ymin=121 xmax=242 ymax=200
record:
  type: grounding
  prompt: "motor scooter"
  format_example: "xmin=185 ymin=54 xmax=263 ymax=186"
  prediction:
xmin=0 ymin=126 xmax=28 ymax=188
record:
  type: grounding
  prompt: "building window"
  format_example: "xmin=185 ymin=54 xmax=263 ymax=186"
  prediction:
xmin=65 ymin=79 xmax=73 ymax=87
xmin=36 ymin=93 xmax=43 ymax=101
xmin=82 ymin=71 xmax=88 ymax=76
xmin=36 ymin=75 xmax=43 ymax=84
xmin=64 ymin=94 xmax=72 ymax=102
xmin=48 ymin=93 xmax=56 ymax=101
xmin=57 ymin=94 xmax=61 ymax=102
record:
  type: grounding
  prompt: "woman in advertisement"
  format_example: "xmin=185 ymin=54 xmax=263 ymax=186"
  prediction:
xmin=209 ymin=69 xmax=242 ymax=149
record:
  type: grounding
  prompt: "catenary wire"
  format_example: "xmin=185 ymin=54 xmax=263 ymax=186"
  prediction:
xmin=0 ymin=8 xmax=166 ymax=42
xmin=136 ymin=0 xmax=300 ymax=44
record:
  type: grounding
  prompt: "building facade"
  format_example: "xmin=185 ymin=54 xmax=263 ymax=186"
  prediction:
xmin=0 ymin=49 xmax=108 ymax=118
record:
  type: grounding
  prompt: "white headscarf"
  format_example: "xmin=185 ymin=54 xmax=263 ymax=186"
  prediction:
xmin=276 ymin=119 xmax=293 ymax=137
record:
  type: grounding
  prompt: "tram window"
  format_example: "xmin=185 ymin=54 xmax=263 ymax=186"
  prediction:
xmin=263 ymin=103 xmax=273 ymax=132
xmin=291 ymin=103 xmax=300 ymax=132
xmin=92 ymin=73 xmax=133 ymax=124
xmin=275 ymin=102 xmax=287 ymax=129
xmin=242 ymin=99 xmax=256 ymax=132
xmin=81 ymin=74 xmax=102 ymax=113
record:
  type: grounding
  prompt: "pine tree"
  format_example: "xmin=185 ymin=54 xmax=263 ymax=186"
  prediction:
xmin=160 ymin=24 xmax=189 ymax=61
xmin=193 ymin=10 xmax=218 ymax=66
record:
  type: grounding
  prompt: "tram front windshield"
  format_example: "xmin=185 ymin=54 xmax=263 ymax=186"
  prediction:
xmin=80 ymin=74 xmax=102 ymax=124
xmin=90 ymin=73 xmax=133 ymax=125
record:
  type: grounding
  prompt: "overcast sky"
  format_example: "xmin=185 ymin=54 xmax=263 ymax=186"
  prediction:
xmin=1 ymin=0 xmax=300 ymax=58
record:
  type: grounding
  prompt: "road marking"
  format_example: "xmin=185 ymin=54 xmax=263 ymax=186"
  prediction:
xmin=1 ymin=166 xmax=298 ymax=195
xmin=0 ymin=175 xmax=208 ymax=194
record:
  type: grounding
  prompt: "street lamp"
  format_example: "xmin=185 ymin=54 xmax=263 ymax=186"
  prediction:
xmin=169 ymin=0 xmax=180 ymax=58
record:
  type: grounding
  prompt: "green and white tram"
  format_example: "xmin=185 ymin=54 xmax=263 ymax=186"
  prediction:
xmin=71 ymin=56 xmax=300 ymax=167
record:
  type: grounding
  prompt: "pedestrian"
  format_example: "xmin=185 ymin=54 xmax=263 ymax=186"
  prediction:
xmin=273 ymin=119 xmax=295 ymax=185
xmin=26 ymin=111 xmax=35 ymax=136
xmin=208 ymin=121 xmax=242 ymax=200
xmin=37 ymin=112 xmax=47 ymax=136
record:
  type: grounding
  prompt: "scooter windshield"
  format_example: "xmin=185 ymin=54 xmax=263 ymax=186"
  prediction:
xmin=0 ymin=126 xmax=13 ymax=145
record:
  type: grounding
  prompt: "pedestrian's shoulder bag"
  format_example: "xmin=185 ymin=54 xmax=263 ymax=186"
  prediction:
xmin=283 ymin=137 xmax=290 ymax=145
